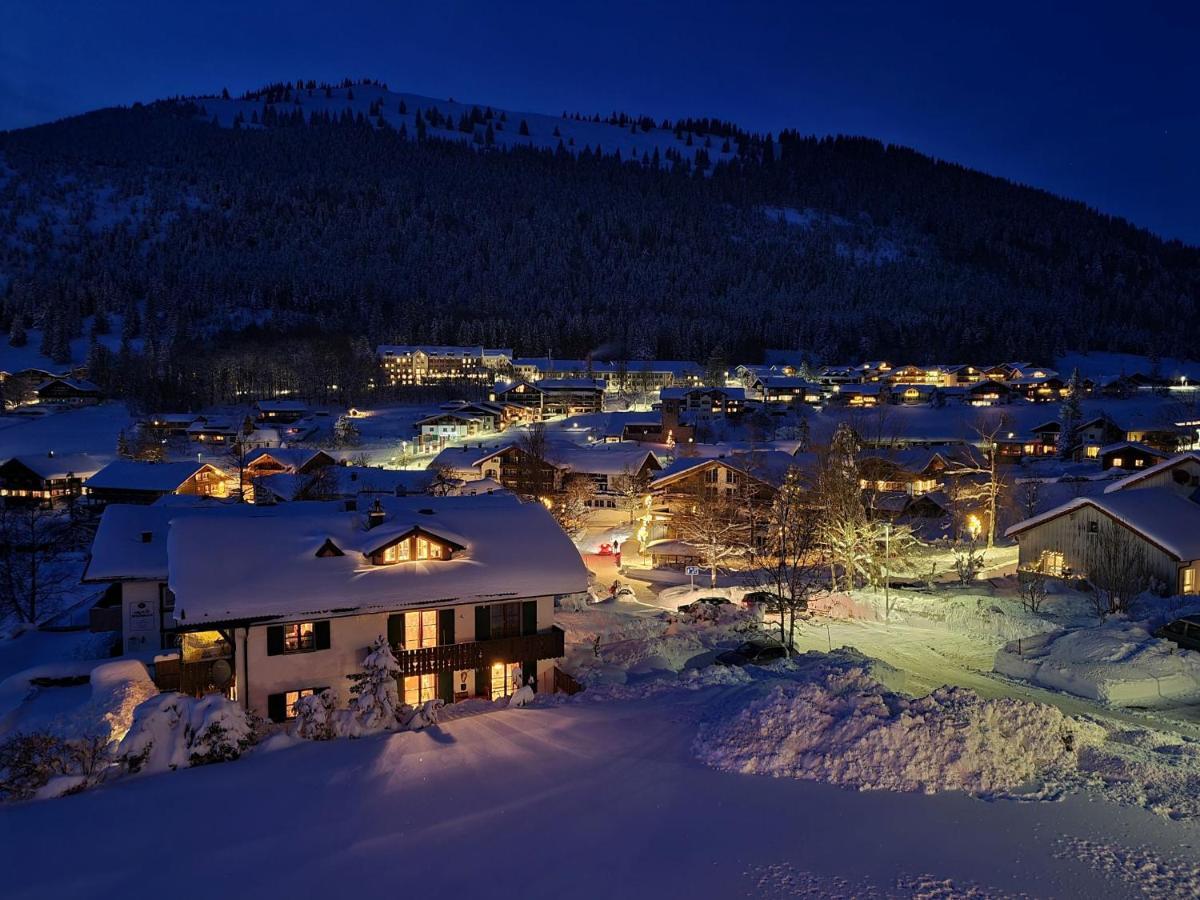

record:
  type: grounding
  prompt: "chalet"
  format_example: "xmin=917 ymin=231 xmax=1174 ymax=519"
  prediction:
xmin=454 ymin=442 xmax=662 ymax=499
xmin=1098 ymin=441 xmax=1169 ymax=472
xmin=859 ymin=361 xmax=893 ymax=382
xmin=254 ymin=400 xmax=311 ymax=424
xmin=941 ymin=380 xmax=1012 ymax=406
xmin=621 ymin=360 xmax=704 ymax=393
xmin=645 ymin=451 xmax=796 ymax=549
xmin=140 ymin=413 xmax=200 ymax=438
xmin=1070 ymin=416 xmax=1126 ymax=460
xmin=0 ymin=453 xmax=103 ymax=505
xmin=493 ymin=379 xmax=605 ymax=418
xmin=187 ymin=416 xmax=244 ymax=443
xmin=34 ymin=377 xmax=103 ymax=405
xmin=1006 ymin=482 xmax=1200 ymax=596
xmin=857 ymin=448 xmax=970 ymax=496
xmin=414 ymin=410 xmax=495 ymax=449
xmin=754 ymin=376 xmax=824 ymax=408
xmin=813 ymin=365 xmax=860 ymax=385
xmin=984 ymin=362 xmax=1030 ymax=382
xmin=243 ymin=447 xmax=335 ymax=479
xmin=894 ymin=384 xmax=940 ymax=406
xmin=1010 ymin=375 xmax=1066 ymax=402
xmin=939 ymin=365 xmax=985 ymax=386
xmin=887 ymin=364 xmax=942 ymax=386
xmin=659 ymin=386 xmax=746 ymax=422
xmin=377 ymin=345 xmax=513 ymax=386
xmin=85 ymin=460 xmax=231 ymax=505
xmin=1101 ymin=452 xmax=1200 ymax=497
xmin=156 ymin=495 xmax=585 ymax=718
xmin=830 ymin=384 xmax=887 ymax=407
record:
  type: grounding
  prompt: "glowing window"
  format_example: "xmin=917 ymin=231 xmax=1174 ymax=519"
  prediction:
xmin=403 ymin=674 xmax=437 ymax=706
xmin=404 ymin=610 xmax=437 ymax=648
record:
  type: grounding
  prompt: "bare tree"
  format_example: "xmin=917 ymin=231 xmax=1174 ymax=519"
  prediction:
xmin=1011 ymin=478 xmax=1043 ymax=523
xmin=1017 ymin=569 xmax=1049 ymax=614
xmin=0 ymin=505 xmax=74 ymax=624
xmin=293 ymin=464 xmax=341 ymax=501
xmin=549 ymin=474 xmax=592 ymax=538
xmin=611 ymin=465 xmax=651 ymax=525
xmin=750 ymin=466 xmax=822 ymax=654
xmin=673 ymin=496 xmax=749 ymax=588
xmin=816 ymin=423 xmax=866 ymax=590
xmin=1086 ymin=521 xmax=1154 ymax=619
xmin=515 ymin=423 xmax=557 ymax=498
xmin=948 ymin=415 xmax=1008 ymax=549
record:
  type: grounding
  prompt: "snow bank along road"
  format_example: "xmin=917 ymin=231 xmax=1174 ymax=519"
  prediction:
xmin=3 ymin=684 xmax=1197 ymax=899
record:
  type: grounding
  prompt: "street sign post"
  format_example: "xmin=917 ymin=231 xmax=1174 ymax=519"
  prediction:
xmin=685 ymin=565 xmax=702 ymax=589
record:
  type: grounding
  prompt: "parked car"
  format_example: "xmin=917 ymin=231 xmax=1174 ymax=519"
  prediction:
xmin=715 ymin=638 xmax=787 ymax=667
xmin=1155 ymin=615 xmax=1200 ymax=652
xmin=740 ymin=591 xmax=781 ymax=608
xmin=677 ymin=596 xmax=731 ymax=614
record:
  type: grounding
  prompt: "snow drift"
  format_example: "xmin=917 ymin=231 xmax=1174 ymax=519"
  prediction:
xmin=695 ymin=665 xmax=1086 ymax=796
xmin=995 ymin=621 xmax=1200 ymax=707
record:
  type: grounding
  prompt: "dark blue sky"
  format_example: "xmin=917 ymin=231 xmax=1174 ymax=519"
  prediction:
xmin=3 ymin=1 xmax=1196 ymax=243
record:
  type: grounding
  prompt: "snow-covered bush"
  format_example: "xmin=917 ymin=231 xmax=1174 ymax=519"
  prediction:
xmin=293 ymin=689 xmax=337 ymax=740
xmin=507 ymin=685 xmax=535 ymax=708
xmin=345 ymin=636 xmax=404 ymax=734
xmin=399 ymin=699 xmax=444 ymax=730
xmin=0 ymin=732 xmax=108 ymax=801
xmin=117 ymin=693 xmax=255 ymax=775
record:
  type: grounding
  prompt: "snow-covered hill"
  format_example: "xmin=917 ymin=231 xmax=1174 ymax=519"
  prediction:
xmin=194 ymin=82 xmax=735 ymax=168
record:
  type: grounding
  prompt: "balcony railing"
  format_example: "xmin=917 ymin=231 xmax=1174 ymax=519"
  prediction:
xmin=390 ymin=626 xmax=565 ymax=677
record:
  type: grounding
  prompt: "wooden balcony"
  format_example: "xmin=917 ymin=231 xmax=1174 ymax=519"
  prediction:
xmin=392 ymin=626 xmax=565 ymax=677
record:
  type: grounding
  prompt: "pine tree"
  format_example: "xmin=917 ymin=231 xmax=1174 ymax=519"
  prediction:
xmin=8 ymin=319 xmax=26 ymax=348
xmin=1058 ymin=368 xmax=1084 ymax=458
xmin=347 ymin=636 xmax=402 ymax=732
xmin=519 ymin=119 xmax=530 ymax=136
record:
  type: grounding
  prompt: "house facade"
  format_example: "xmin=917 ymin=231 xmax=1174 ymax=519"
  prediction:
xmin=0 ymin=453 xmax=102 ymax=505
xmin=84 ymin=460 xmax=231 ymax=505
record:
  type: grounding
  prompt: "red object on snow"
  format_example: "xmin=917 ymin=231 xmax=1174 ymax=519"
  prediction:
xmin=597 ymin=543 xmax=613 ymax=556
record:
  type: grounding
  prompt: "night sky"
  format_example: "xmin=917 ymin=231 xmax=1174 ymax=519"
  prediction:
xmin=3 ymin=1 xmax=1196 ymax=243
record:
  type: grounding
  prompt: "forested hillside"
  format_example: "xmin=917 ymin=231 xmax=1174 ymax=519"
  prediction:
xmin=0 ymin=80 xmax=1196 ymax=407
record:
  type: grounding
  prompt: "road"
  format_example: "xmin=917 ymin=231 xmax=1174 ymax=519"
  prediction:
xmin=788 ymin=614 xmax=1200 ymax=739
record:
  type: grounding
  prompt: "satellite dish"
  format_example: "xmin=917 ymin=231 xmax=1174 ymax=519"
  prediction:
xmin=210 ymin=659 xmax=233 ymax=687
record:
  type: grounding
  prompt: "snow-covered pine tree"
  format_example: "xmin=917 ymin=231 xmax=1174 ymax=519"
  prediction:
xmin=1058 ymin=368 xmax=1084 ymax=458
xmin=347 ymin=636 xmax=403 ymax=732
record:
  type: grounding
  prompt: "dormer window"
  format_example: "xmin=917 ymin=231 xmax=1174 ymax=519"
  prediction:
xmin=369 ymin=527 xmax=462 ymax=566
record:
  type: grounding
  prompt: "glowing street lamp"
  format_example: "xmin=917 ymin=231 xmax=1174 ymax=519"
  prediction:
xmin=967 ymin=514 xmax=982 ymax=541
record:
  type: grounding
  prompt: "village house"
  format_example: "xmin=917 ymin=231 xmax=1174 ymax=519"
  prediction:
xmin=414 ymin=410 xmax=496 ymax=449
xmin=659 ymin=386 xmax=746 ymax=423
xmin=140 ymin=413 xmax=200 ymax=439
xmin=1006 ymin=453 xmax=1200 ymax=595
xmin=1098 ymin=441 xmax=1170 ymax=471
xmin=830 ymin=383 xmax=887 ymax=407
xmin=86 ymin=495 xmax=586 ymax=719
xmin=254 ymin=399 xmax=311 ymax=424
xmin=33 ymin=377 xmax=103 ymax=405
xmin=377 ymin=345 xmax=513 ymax=387
xmin=186 ymin=416 xmax=244 ymax=443
xmin=0 ymin=452 xmax=103 ymax=505
xmin=84 ymin=460 xmax=232 ymax=505
xmin=492 ymin=379 xmax=605 ymax=419
xmin=940 ymin=380 xmax=1012 ymax=407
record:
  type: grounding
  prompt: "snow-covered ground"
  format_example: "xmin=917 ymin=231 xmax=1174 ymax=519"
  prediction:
xmin=0 ymin=402 xmax=131 ymax=459
xmin=4 ymin=662 xmax=1200 ymax=898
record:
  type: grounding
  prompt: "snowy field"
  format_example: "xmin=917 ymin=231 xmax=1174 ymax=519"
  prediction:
xmin=0 ymin=403 xmax=131 ymax=460
xmin=3 ymin=665 xmax=1200 ymax=899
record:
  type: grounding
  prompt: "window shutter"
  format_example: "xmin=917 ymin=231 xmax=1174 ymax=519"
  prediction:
xmin=475 ymin=605 xmax=491 ymax=641
xmin=437 ymin=670 xmax=453 ymax=705
xmin=521 ymin=600 xmax=537 ymax=636
xmin=266 ymin=626 xmax=284 ymax=656
xmin=476 ymin=666 xmax=490 ymax=699
xmin=387 ymin=614 xmax=405 ymax=648
xmin=314 ymin=620 xmax=331 ymax=650
xmin=438 ymin=609 xmax=455 ymax=645
xmin=267 ymin=693 xmax=286 ymax=723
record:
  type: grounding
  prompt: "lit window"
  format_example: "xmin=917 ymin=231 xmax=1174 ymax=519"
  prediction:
xmin=404 ymin=610 xmax=437 ymax=648
xmin=417 ymin=537 xmax=429 ymax=560
xmin=1111 ymin=457 xmax=1123 ymax=468
xmin=403 ymin=674 xmax=437 ymax=706
xmin=283 ymin=622 xmax=315 ymax=652
xmin=1185 ymin=569 xmax=1197 ymax=595
xmin=285 ymin=688 xmax=314 ymax=718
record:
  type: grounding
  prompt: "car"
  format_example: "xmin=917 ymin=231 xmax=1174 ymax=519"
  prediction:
xmin=613 ymin=585 xmax=635 ymax=600
xmin=677 ymin=596 xmax=732 ymax=614
xmin=1154 ymin=615 xmax=1200 ymax=652
xmin=715 ymin=638 xmax=788 ymax=667
xmin=740 ymin=591 xmax=782 ymax=608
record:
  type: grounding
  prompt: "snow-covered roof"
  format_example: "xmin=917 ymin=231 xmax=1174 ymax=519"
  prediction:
xmin=34 ymin=377 xmax=102 ymax=393
xmin=1103 ymin=453 xmax=1200 ymax=494
xmin=1005 ymin=487 xmax=1200 ymax=561
xmin=84 ymin=501 xmax=337 ymax=582
xmin=169 ymin=494 xmax=588 ymax=624
xmin=4 ymin=452 xmax=104 ymax=480
xmin=85 ymin=460 xmax=213 ymax=493
xmin=1097 ymin=441 xmax=1167 ymax=458
xmin=244 ymin=447 xmax=329 ymax=470
xmin=256 ymin=467 xmax=435 ymax=501
xmin=660 ymin=386 xmax=746 ymax=400
xmin=532 ymin=378 xmax=606 ymax=391
xmin=651 ymin=450 xmax=798 ymax=489
xmin=377 ymin=344 xmax=511 ymax=358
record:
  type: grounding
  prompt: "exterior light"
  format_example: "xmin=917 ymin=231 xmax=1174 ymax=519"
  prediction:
xmin=967 ymin=514 xmax=982 ymax=540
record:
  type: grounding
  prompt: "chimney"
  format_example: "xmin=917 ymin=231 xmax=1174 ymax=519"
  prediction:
xmin=366 ymin=498 xmax=386 ymax=530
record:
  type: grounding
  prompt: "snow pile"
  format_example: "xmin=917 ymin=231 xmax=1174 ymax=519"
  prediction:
xmin=1072 ymin=727 xmax=1200 ymax=819
xmin=506 ymin=685 xmax=536 ymax=708
xmin=695 ymin=666 xmax=1084 ymax=796
xmin=995 ymin=621 xmax=1200 ymax=706
xmin=847 ymin=588 xmax=1060 ymax=643
xmin=0 ymin=658 xmax=156 ymax=743
xmin=117 ymin=693 xmax=254 ymax=775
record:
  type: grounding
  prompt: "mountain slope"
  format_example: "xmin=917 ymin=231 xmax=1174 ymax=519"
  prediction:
xmin=0 ymin=79 xmax=1196 ymax=406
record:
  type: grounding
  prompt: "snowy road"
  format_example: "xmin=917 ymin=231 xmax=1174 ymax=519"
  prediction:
xmin=789 ymin=615 xmax=1200 ymax=739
